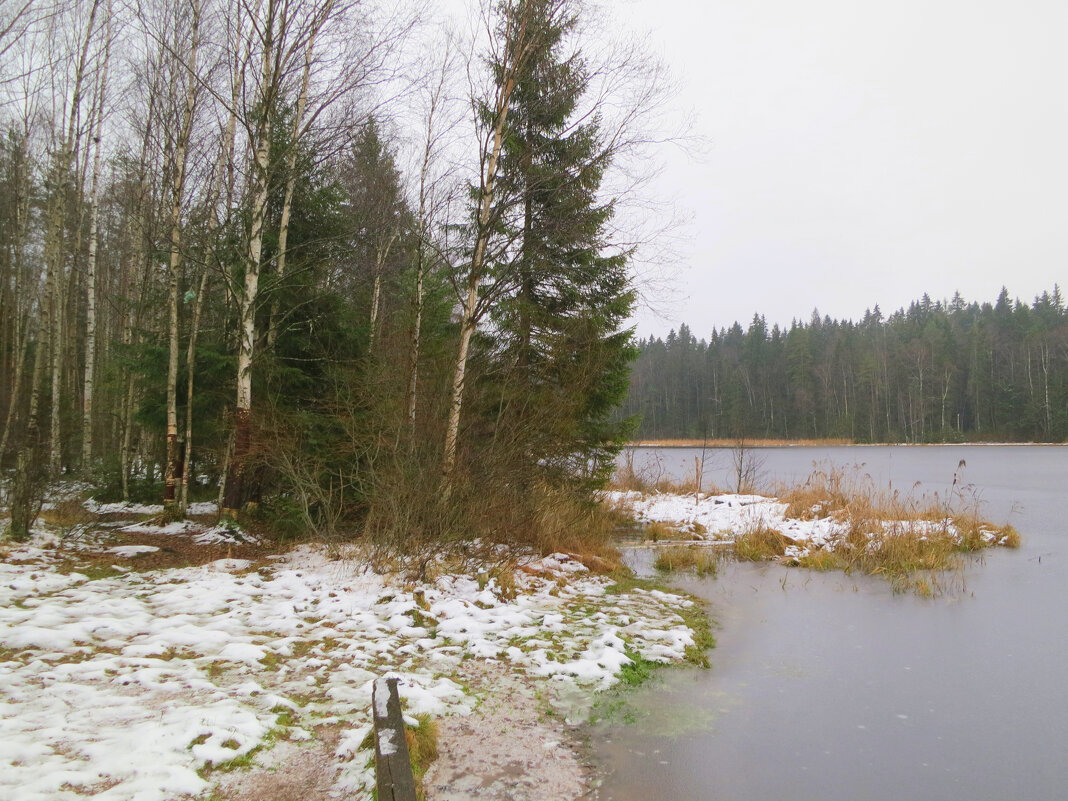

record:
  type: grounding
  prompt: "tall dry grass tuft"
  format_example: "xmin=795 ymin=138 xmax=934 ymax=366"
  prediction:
xmin=775 ymin=461 xmax=1021 ymax=593
xmin=733 ymin=522 xmax=798 ymax=561
xmin=654 ymin=545 xmax=721 ymax=576
xmin=526 ymin=483 xmax=622 ymax=571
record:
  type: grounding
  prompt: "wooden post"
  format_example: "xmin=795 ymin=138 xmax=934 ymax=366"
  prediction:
xmin=373 ymin=677 xmax=416 ymax=801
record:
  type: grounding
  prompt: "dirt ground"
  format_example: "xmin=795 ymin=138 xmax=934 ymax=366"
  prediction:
xmin=423 ymin=662 xmax=594 ymax=801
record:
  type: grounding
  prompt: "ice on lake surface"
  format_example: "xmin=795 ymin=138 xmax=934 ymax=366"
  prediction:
xmin=596 ymin=444 xmax=1068 ymax=801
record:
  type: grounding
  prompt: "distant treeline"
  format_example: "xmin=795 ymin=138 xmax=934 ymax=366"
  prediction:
xmin=622 ymin=288 xmax=1068 ymax=443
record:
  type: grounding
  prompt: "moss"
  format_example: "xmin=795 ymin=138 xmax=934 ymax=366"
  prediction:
xmin=198 ymin=747 xmax=261 ymax=776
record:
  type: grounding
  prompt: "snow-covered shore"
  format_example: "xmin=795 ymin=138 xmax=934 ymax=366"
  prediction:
xmin=0 ymin=504 xmax=699 ymax=801
xmin=609 ymin=488 xmax=1019 ymax=558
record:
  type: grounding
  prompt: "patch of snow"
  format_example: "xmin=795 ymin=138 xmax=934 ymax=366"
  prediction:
xmin=196 ymin=525 xmax=261 ymax=545
xmin=1 ymin=528 xmax=696 ymax=801
xmin=84 ymin=500 xmax=165 ymax=516
xmin=107 ymin=545 xmax=160 ymax=557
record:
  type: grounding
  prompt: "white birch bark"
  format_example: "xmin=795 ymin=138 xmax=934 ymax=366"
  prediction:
xmin=223 ymin=1 xmax=275 ymax=516
xmin=442 ymin=68 xmax=521 ymax=485
xmin=181 ymin=83 xmax=241 ymax=513
xmin=164 ymin=0 xmax=202 ymax=510
xmin=81 ymin=3 xmax=112 ymax=469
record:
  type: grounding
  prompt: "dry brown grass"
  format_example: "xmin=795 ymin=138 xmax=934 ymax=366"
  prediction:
xmin=526 ymin=486 xmax=622 ymax=571
xmin=733 ymin=523 xmax=799 ymax=561
xmin=612 ymin=467 xmax=705 ymax=496
xmin=612 ymin=448 xmax=722 ymax=496
xmin=38 ymin=498 xmax=94 ymax=537
xmin=653 ymin=545 xmax=721 ymax=576
xmin=774 ymin=463 xmax=1021 ymax=593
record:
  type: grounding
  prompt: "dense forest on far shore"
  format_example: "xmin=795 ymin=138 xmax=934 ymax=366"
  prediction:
xmin=622 ymin=288 xmax=1068 ymax=443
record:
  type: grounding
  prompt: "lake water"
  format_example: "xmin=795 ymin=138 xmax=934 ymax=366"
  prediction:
xmin=593 ymin=445 xmax=1068 ymax=801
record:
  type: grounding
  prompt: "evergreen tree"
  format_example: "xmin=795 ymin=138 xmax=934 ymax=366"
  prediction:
xmin=621 ymin=288 xmax=1068 ymax=444
xmin=486 ymin=0 xmax=637 ymax=487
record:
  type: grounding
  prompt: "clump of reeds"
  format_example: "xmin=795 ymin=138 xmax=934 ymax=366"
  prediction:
xmin=642 ymin=520 xmax=678 ymax=542
xmin=779 ymin=462 xmax=868 ymax=520
xmin=654 ymin=545 xmax=721 ymax=576
xmin=732 ymin=522 xmax=798 ymax=562
xmin=772 ymin=461 xmax=1021 ymax=594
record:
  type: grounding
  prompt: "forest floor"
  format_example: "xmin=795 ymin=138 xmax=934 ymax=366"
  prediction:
xmin=0 ymin=490 xmax=703 ymax=801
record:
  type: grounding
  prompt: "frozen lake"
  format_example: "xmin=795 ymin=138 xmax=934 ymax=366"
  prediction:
xmin=594 ymin=444 xmax=1068 ymax=801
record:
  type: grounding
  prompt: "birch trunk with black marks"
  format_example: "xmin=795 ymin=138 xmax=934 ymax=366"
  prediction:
xmin=82 ymin=6 xmax=112 ymax=469
xmin=442 ymin=21 xmax=532 ymax=486
xmin=223 ymin=7 xmax=276 ymax=518
xmin=164 ymin=1 xmax=202 ymax=512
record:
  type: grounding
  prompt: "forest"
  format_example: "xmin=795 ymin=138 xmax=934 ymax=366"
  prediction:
xmin=622 ymin=288 xmax=1068 ymax=443
xmin=0 ymin=0 xmax=662 ymax=547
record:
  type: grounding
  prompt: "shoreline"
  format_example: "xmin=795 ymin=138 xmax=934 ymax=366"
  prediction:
xmin=631 ymin=439 xmax=1068 ymax=449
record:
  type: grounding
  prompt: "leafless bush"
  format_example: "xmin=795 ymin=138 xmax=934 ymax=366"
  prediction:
xmin=731 ymin=437 xmax=766 ymax=493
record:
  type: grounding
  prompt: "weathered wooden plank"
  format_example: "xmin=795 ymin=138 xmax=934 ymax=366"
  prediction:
xmin=373 ymin=677 xmax=417 ymax=801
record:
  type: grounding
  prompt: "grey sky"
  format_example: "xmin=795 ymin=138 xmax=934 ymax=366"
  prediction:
xmin=614 ymin=0 xmax=1068 ymax=338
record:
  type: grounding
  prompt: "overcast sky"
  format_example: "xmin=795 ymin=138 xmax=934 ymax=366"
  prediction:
xmin=608 ymin=0 xmax=1068 ymax=338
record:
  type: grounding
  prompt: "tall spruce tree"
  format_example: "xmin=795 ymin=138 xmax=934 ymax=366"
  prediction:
xmin=490 ymin=0 xmax=637 ymax=488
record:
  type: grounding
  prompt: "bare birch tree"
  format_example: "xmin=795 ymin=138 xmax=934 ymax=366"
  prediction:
xmin=441 ymin=0 xmax=550 ymax=488
xmin=222 ymin=0 xmax=417 ymax=516
xmin=81 ymin=0 xmax=113 ymax=469
xmin=156 ymin=0 xmax=205 ymax=511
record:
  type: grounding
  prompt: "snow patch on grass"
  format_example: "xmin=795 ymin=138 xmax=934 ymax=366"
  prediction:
xmin=0 ymin=539 xmax=697 ymax=801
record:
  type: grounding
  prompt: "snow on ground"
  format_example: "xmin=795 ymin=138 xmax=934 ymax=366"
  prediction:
xmin=0 ymin=506 xmax=698 ymax=801
xmin=609 ymin=489 xmax=1014 ymax=557
xmin=610 ymin=489 xmax=845 ymax=553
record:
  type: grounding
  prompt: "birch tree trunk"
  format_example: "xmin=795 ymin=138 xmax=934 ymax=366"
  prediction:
xmin=267 ymin=28 xmax=317 ymax=351
xmin=222 ymin=8 xmax=276 ymax=517
xmin=367 ymin=234 xmax=397 ymax=352
xmin=406 ymin=238 xmax=425 ymax=429
xmin=0 ymin=132 xmax=32 ymax=460
xmin=41 ymin=0 xmax=103 ymax=478
xmin=164 ymin=1 xmax=202 ymax=512
xmin=82 ymin=6 xmax=112 ymax=469
xmin=179 ymin=268 xmax=208 ymax=513
xmin=119 ymin=123 xmax=156 ymax=501
xmin=441 ymin=71 xmax=520 ymax=486
xmin=181 ymin=97 xmax=241 ymax=514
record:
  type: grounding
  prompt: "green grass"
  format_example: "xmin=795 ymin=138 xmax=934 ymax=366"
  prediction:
xmin=618 ymin=649 xmax=656 ymax=686
xmin=196 ymin=746 xmax=262 ymax=777
xmin=605 ymin=569 xmax=716 ymax=669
